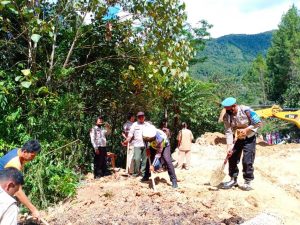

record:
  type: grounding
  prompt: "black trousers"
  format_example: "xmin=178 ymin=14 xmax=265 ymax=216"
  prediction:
xmin=228 ymin=136 xmax=256 ymax=181
xmin=146 ymin=146 xmax=177 ymax=182
xmin=94 ymin=146 xmax=107 ymax=178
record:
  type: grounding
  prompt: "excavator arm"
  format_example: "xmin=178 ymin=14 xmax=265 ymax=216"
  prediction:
xmin=255 ymin=105 xmax=300 ymax=129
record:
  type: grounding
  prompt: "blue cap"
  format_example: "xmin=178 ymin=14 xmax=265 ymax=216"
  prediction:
xmin=221 ymin=97 xmax=236 ymax=107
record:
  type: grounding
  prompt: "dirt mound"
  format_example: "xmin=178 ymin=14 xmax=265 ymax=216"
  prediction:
xmin=37 ymin=143 xmax=300 ymax=225
xmin=196 ymin=132 xmax=226 ymax=145
xmin=44 ymin=173 xmax=219 ymax=225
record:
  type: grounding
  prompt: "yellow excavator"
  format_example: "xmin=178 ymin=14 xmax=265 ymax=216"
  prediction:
xmin=218 ymin=105 xmax=300 ymax=128
xmin=254 ymin=105 xmax=300 ymax=129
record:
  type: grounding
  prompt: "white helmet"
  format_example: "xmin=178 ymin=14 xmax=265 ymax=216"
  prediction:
xmin=142 ymin=124 xmax=157 ymax=138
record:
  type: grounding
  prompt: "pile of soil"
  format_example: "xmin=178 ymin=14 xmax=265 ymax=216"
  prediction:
xmin=196 ymin=132 xmax=226 ymax=146
xmin=21 ymin=133 xmax=300 ymax=225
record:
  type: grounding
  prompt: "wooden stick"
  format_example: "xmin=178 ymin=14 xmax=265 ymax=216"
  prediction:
xmin=148 ymin=157 xmax=157 ymax=192
xmin=125 ymin=143 xmax=129 ymax=174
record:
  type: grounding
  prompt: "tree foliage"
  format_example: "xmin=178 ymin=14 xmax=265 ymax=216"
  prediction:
xmin=190 ymin=31 xmax=273 ymax=79
xmin=242 ymin=54 xmax=268 ymax=105
xmin=266 ymin=5 xmax=300 ymax=107
xmin=0 ymin=0 xmax=217 ymax=208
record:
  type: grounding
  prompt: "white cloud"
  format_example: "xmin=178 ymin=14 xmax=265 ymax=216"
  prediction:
xmin=184 ymin=0 xmax=300 ymax=37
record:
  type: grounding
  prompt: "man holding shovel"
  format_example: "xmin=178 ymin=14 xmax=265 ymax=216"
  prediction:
xmin=221 ymin=97 xmax=262 ymax=191
xmin=142 ymin=124 xmax=178 ymax=188
xmin=122 ymin=113 xmax=135 ymax=175
xmin=122 ymin=111 xmax=151 ymax=181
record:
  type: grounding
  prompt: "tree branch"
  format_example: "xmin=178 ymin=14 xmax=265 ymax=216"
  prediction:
xmin=73 ymin=55 xmax=143 ymax=69
xmin=62 ymin=8 xmax=88 ymax=68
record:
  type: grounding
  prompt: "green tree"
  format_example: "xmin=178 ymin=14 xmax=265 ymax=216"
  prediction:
xmin=242 ymin=54 xmax=268 ymax=105
xmin=282 ymin=57 xmax=300 ymax=107
xmin=0 ymin=0 xmax=215 ymax=208
xmin=266 ymin=5 xmax=300 ymax=105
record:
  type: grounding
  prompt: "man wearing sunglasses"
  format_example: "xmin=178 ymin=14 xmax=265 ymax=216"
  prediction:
xmin=221 ymin=97 xmax=262 ymax=191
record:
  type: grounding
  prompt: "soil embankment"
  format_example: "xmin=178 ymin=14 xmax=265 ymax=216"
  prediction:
xmin=37 ymin=133 xmax=300 ymax=225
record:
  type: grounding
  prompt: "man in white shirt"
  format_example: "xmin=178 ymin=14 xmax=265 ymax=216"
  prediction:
xmin=122 ymin=113 xmax=135 ymax=174
xmin=123 ymin=111 xmax=150 ymax=181
xmin=0 ymin=167 xmax=24 ymax=225
xmin=90 ymin=115 xmax=111 ymax=178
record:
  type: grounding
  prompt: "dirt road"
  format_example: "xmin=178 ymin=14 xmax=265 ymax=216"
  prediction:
xmin=43 ymin=135 xmax=300 ymax=225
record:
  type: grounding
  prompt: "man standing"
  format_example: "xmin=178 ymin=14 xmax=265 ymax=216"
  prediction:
xmin=0 ymin=168 xmax=24 ymax=225
xmin=221 ymin=97 xmax=262 ymax=191
xmin=122 ymin=113 xmax=135 ymax=174
xmin=177 ymin=122 xmax=194 ymax=170
xmin=90 ymin=115 xmax=111 ymax=178
xmin=0 ymin=140 xmax=41 ymax=218
xmin=122 ymin=111 xmax=150 ymax=181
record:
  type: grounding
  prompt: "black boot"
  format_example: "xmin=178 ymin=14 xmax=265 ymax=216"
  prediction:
xmin=222 ymin=177 xmax=238 ymax=189
xmin=172 ymin=180 xmax=178 ymax=188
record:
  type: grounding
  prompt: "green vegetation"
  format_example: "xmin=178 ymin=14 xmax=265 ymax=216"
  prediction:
xmin=0 ymin=0 xmax=220 ymax=209
xmin=266 ymin=5 xmax=300 ymax=107
xmin=190 ymin=31 xmax=273 ymax=78
xmin=0 ymin=0 xmax=299 ymax=211
xmin=192 ymin=5 xmax=300 ymax=134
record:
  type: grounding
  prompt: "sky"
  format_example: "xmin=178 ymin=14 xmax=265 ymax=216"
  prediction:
xmin=184 ymin=0 xmax=300 ymax=38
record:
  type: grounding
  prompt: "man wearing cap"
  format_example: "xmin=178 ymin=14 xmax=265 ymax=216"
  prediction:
xmin=90 ymin=115 xmax=111 ymax=178
xmin=143 ymin=125 xmax=178 ymax=188
xmin=122 ymin=111 xmax=150 ymax=181
xmin=221 ymin=97 xmax=262 ymax=191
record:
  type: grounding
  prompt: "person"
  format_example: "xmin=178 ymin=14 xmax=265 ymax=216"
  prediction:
xmin=90 ymin=115 xmax=111 ymax=178
xmin=159 ymin=120 xmax=172 ymax=170
xmin=160 ymin=120 xmax=171 ymax=140
xmin=122 ymin=111 xmax=150 ymax=181
xmin=221 ymin=97 xmax=262 ymax=191
xmin=177 ymin=122 xmax=194 ymax=170
xmin=0 ymin=167 xmax=24 ymax=225
xmin=143 ymin=124 xmax=178 ymax=188
xmin=0 ymin=140 xmax=41 ymax=218
xmin=122 ymin=113 xmax=135 ymax=174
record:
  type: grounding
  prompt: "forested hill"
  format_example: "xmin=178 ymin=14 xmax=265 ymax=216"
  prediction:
xmin=190 ymin=31 xmax=274 ymax=79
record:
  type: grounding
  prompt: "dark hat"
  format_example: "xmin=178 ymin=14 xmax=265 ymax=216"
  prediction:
xmin=136 ymin=111 xmax=145 ymax=117
xmin=97 ymin=115 xmax=104 ymax=120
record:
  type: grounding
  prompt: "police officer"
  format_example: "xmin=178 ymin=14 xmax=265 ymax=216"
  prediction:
xmin=221 ymin=97 xmax=262 ymax=191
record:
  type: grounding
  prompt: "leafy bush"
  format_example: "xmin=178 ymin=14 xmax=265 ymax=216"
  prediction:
xmin=23 ymin=152 xmax=79 ymax=209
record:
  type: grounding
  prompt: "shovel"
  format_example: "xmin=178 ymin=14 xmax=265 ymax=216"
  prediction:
xmin=148 ymin=157 xmax=158 ymax=192
xmin=210 ymin=154 xmax=230 ymax=187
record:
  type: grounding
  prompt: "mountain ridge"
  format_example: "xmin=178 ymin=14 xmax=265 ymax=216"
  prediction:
xmin=190 ymin=31 xmax=274 ymax=79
